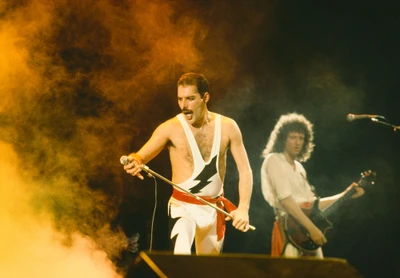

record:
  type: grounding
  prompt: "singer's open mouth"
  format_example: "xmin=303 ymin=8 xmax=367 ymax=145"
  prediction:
xmin=182 ymin=110 xmax=193 ymax=120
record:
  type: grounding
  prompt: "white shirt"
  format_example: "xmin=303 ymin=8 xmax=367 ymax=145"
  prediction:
xmin=261 ymin=153 xmax=315 ymax=211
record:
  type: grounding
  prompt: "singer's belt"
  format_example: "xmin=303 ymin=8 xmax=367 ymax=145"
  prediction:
xmin=171 ymin=189 xmax=237 ymax=241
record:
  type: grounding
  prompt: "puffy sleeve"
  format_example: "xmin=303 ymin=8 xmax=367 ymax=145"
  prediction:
xmin=261 ymin=154 xmax=292 ymax=207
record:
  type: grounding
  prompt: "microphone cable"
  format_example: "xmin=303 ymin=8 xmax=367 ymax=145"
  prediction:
xmin=120 ymin=156 xmax=158 ymax=253
xmin=148 ymin=174 xmax=158 ymax=253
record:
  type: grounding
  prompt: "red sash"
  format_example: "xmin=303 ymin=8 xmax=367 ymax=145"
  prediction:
xmin=271 ymin=221 xmax=285 ymax=256
xmin=171 ymin=189 xmax=237 ymax=241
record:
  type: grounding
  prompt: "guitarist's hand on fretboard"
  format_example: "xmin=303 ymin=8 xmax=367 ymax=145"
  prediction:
xmin=345 ymin=182 xmax=365 ymax=199
xmin=283 ymin=170 xmax=376 ymax=252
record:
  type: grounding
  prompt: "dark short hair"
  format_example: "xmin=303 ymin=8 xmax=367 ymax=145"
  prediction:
xmin=177 ymin=73 xmax=209 ymax=97
xmin=262 ymin=113 xmax=315 ymax=162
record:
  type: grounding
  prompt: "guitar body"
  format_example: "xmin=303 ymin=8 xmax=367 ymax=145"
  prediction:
xmin=281 ymin=170 xmax=376 ymax=252
xmin=283 ymin=199 xmax=333 ymax=252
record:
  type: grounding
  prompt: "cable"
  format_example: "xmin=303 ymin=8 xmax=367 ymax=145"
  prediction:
xmin=148 ymin=176 xmax=157 ymax=253
xmin=119 ymin=156 xmax=158 ymax=252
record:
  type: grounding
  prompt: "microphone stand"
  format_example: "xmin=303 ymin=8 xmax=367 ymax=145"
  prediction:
xmin=371 ymin=118 xmax=400 ymax=132
xmin=139 ymin=164 xmax=256 ymax=231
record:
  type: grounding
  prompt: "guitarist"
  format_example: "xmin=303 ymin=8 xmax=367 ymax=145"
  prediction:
xmin=261 ymin=113 xmax=364 ymax=257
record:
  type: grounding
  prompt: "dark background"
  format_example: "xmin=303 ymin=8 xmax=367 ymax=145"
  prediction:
xmin=123 ymin=2 xmax=400 ymax=278
xmin=1 ymin=1 xmax=399 ymax=277
xmin=122 ymin=2 xmax=400 ymax=277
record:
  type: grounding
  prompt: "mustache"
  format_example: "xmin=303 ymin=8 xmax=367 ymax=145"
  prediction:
xmin=182 ymin=109 xmax=192 ymax=114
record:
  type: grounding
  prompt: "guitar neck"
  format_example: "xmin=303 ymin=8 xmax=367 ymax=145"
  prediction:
xmin=321 ymin=186 xmax=357 ymax=218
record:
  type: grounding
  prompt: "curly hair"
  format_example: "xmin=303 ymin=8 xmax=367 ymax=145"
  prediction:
xmin=261 ymin=113 xmax=315 ymax=162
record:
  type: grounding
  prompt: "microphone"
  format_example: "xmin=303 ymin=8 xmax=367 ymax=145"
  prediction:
xmin=346 ymin=113 xmax=382 ymax=122
xmin=120 ymin=155 xmax=153 ymax=178
xmin=120 ymin=155 xmax=132 ymax=166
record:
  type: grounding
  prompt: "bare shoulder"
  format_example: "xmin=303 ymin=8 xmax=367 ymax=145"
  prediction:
xmin=154 ymin=116 xmax=181 ymax=137
xmin=218 ymin=114 xmax=243 ymax=144
xmin=161 ymin=116 xmax=181 ymax=128
xmin=220 ymin=114 xmax=240 ymax=131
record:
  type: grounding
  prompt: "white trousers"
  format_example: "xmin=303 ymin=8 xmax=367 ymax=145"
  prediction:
xmin=168 ymin=197 xmax=224 ymax=255
xmin=282 ymin=242 xmax=324 ymax=258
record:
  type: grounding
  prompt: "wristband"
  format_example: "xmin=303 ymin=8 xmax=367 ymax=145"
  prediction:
xmin=128 ymin=153 xmax=143 ymax=165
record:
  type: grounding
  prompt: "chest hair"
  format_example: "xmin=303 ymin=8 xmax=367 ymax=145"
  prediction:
xmin=191 ymin=124 xmax=214 ymax=161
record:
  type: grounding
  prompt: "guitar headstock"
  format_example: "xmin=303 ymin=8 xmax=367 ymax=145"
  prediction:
xmin=358 ymin=170 xmax=377 ymax=188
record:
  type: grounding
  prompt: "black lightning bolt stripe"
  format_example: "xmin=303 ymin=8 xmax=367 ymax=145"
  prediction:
xmin=189 ymin=155 xmax=218 ymax=194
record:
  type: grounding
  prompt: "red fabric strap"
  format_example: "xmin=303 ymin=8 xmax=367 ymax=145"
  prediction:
xmin=299 ymin=202 xmax=313 ymax=209
xmin=271 ymin=220 xmax=285 ymax=256
xmin=171 ymin=189 xmax=237 ymax=241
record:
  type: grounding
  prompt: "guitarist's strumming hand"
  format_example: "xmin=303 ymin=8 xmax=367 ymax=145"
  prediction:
xmin=308 ymin=225 xmax=327 ymax=246
xmin=281 ymin=196 xmax=328 ymax=247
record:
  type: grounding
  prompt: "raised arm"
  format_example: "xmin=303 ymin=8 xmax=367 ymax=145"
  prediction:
xmin=318 ymin=182 xmax=364 ymax=210
xmin=124 ymin=120 xmax=171 ymax=178
xmin=227 ymin=118 xmax=253 ymax=231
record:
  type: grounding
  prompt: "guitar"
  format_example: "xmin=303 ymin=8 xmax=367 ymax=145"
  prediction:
xmin=281 ymin=170 xmax=376 ymax=252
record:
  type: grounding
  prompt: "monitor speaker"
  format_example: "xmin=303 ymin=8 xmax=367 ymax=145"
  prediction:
xmin=126 ymin=251 xmax=363 ymax=278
